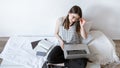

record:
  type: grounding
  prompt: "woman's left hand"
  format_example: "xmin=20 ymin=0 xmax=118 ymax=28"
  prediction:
xmin=79 ymin=18 xmax=86 ymax=27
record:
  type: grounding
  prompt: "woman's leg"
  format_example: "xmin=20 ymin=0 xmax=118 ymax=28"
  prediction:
xmin=78 ymin=58 xmax=88 ymax=68
xmin=65 ymin=58 xmax=88 ymax=68
xmin=47 ymin=46 xmax=65 ymax=64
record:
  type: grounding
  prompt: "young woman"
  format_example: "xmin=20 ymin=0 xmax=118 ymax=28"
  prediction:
xmin=47 ymin=5 xmax=89 ymax=68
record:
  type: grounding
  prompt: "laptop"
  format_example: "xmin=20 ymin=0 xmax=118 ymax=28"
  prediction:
xmin=63 ymin=44 xmax=90 ymax=59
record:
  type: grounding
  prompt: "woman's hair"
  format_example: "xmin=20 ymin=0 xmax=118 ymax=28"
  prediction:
xmin=63 ymin=5 xmax=82 ymax=35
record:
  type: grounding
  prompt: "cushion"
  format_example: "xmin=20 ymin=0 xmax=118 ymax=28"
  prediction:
xmin=84 ymin=21 xmax=92 ymax=33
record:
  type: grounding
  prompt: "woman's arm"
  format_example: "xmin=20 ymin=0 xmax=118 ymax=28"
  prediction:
xmin=79 ymin=18 xmax=88 ymax=39
xmin=54 ymin=19 xmax=64 ymax=49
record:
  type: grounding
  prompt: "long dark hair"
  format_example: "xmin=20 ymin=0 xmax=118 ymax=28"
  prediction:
xmin=63 ymin=5 xmax=82 ymax=34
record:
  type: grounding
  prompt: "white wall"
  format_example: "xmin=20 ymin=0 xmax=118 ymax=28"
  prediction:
xmin=0 ymin=0 xmax=120 ymax=39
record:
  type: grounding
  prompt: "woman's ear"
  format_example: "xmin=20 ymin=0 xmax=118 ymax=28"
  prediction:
xmin=79 ymin=18 xmax=82 ymax=21
xmin=79 ymin=18 xmax=82 ymax=20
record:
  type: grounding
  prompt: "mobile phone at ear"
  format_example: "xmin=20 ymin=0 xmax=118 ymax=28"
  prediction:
xmin=76 ymin=20 xmax=80 ymax=23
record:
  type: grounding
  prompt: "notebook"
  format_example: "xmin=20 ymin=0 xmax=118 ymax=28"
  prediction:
xmin=34 ymin=39 xmax=54 ymax=53
xmin=63 ymin=44 xmax=90 ymax=59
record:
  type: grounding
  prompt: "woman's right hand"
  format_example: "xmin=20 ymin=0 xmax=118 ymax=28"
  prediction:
xmin=60 ymin=40 xmax=64 ymax=50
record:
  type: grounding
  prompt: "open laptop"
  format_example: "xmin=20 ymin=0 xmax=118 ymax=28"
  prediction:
xmin=63 ymin=44 xmax=90 ymax=59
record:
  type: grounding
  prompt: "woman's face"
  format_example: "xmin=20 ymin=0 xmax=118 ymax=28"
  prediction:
xmin=68 ymin=13 xmax=80 ymax=24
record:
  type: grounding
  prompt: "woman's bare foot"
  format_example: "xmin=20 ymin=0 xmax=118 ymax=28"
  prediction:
xmin=87 ymin=59 xmax=93 ymax=63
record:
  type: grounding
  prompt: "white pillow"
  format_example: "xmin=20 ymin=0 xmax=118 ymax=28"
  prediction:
xmin=82 ymin=34 xmax=94 ymax=45
xmin=84 ymin=21 xmax=92 ymax=33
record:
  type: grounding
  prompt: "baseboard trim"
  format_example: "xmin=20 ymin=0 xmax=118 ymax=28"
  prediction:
xmin=0 ymin=37 xmax=9 ymax=41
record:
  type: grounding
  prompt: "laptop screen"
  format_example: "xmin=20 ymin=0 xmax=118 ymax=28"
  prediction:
xmin=67 ymin=50 xmax=87 ymax=55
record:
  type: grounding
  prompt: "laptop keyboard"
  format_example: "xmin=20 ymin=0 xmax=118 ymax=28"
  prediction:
xmin=67 ymin=50 xmax=87 ymax=55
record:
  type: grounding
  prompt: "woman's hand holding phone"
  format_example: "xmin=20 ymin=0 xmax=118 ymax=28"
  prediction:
xmin=79 ymin=18 xmax=86 ymax=27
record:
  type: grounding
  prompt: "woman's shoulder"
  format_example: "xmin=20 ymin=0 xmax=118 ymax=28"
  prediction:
xmin=57 ymin=16 xmax=65 ymax=22
xmin=57 ymin=16 xmax=66 ymax=25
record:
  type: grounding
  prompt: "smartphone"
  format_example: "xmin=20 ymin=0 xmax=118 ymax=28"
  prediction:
xmin=36 ymin=51 xmax=46 ymax=56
